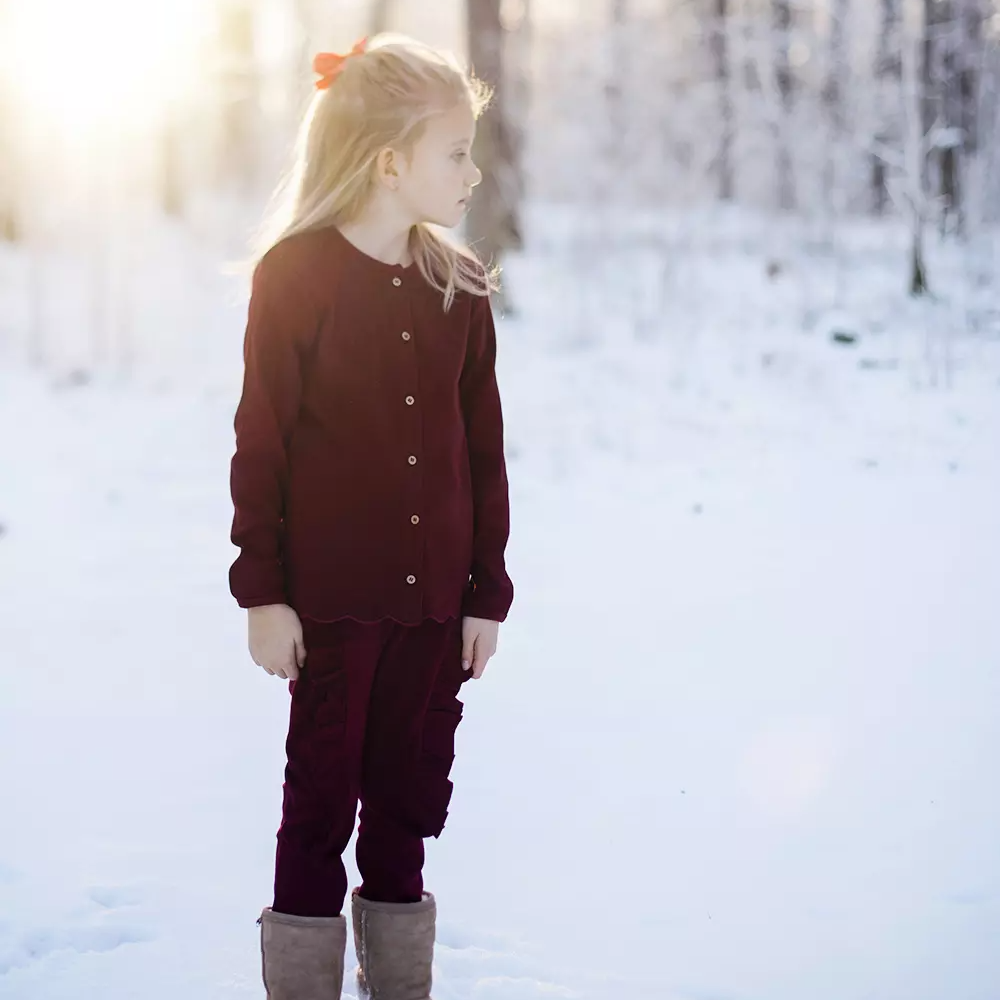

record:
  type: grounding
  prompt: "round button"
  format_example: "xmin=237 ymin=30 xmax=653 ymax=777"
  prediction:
xmin=408 ymin=455 xmax=417 ymax=465
xmin=411 ymin=514 xmax=420 ymax=525
xmin=401 ymin=331 xmax=411 ymax=341
xmin=405 ymin=395 xmax=415 ymax=406
xmin=392 ymin=277 xmax=402 ymax=287
xmin=406 ymin=574 xmax=416 ymax=585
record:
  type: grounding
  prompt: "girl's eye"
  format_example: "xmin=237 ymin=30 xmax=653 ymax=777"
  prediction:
xmin=453 ymin=151 xmax=467 ymax=161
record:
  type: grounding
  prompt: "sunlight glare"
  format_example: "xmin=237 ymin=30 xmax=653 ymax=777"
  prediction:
xmin=8 ymin=0 xmax=207 ymax=133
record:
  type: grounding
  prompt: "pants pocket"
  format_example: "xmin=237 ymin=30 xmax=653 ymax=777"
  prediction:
xmin=406 ymin=689 xmax=465 ymax=839
xmin=287 ymin=648 xmax=349 ymax=761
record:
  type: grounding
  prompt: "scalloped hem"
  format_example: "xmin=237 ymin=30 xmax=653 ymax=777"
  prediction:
xmin=297 ymin=611 xmax=460 ymax=627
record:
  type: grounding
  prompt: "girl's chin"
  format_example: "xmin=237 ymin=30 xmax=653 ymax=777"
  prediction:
xmin=420 ymin=205 xmax=467 ymax=229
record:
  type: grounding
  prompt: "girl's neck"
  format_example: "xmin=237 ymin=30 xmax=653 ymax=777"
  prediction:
xmin=337 ymin=206 xmax=415 ymax=268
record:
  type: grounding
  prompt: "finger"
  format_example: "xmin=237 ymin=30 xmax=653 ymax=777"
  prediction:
xmin=263 ymin=665 xmax=275 ymax=676
xmin=472 ymin=639 xmax=487 ymax=679
xmin=295 ymin=637 xmax=307 ymax=669
xmin=282 ymin=640 xmax=300 ymax=679
xmin=461 ymin=634 xmax=476 ymax=671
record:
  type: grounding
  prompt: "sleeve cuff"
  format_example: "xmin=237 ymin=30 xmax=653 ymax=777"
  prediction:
xmin=460 ymin=577 xmax=513 ymax=623
xmin=236 ymin=593 xmax=289 ymax=610
xmin=229 ymin=556 xmax=287 ymax=611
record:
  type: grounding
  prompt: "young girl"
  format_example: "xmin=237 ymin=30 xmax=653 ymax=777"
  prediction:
xmin=227 ymin=34 xmax=514 ymax=1000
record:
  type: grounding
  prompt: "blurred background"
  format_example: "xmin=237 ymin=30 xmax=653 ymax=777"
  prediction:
xmin=1 ymin=3 xmax=1000 ymax=1000
xmin=0 ymin=0 xmax=998 ymax=377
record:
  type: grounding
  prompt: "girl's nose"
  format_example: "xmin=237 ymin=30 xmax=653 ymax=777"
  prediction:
xmin=470 ymin=164 xmax=483 ymax=187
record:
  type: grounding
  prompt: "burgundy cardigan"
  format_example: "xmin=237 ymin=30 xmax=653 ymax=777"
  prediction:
xmin=228 ymin=225 xmax=514 ymax=625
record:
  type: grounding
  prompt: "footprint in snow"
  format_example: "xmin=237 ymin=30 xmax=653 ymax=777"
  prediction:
xmin=87 ymin=883 xmax=145 ymax=909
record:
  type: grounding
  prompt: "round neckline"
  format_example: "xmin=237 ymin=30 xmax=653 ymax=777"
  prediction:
xmin=329 ymin=223 xmax=418 ymax=274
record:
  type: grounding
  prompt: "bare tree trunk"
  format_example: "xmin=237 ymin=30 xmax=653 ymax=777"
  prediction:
xmin=822 ymin=0 xmax=850 ymax=211
xmin=466 ymin=0 xmax=522 ymax=308
xmin=957 ymin=0 xmax=986 ymax=154
xmin=710 ymin=0 xmax=734 ymax=200
xmin=920 ymin=0 xmax=981 ymax=234
xmin=910 ymin=225 xmax=929 ymax=294
xmin=904 ymin=0 xmax=930 ymax=294
xmin=936 ymin=0 xmax=961 ymax=228
xmin=965 ymin=4 xmax=997 ymax=226
xmin=872 ymin=0 xmax=901 ymax=214
xmin=822 ymin=0 xmax=848 ymax=121
xmin=946 ymin=0 xmax=987 ymax=234
xmin=605 ymin=0 xmax=628 ymax=172
xmin=742 ymin=2 xmax=761 ymax=94
xmin=876 ymin=0 xmax=902 ymax=77
xmin=921 ymin=0 xmax=947 ymax=202
xmin=772 ymin=0 xmax=795 ymax=210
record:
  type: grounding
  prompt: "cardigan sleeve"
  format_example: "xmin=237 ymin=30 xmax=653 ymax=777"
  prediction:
xmin=458 ymin=291 xmax=514 ymax=623
xmin=228 ymin=247 xmax=318 ymax=609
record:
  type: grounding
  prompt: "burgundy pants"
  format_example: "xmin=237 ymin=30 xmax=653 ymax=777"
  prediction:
xmin=272 ymin=615 xmax=470 ymax=918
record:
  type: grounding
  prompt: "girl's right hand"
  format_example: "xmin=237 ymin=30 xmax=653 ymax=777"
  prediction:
xmin=248 ymin=604 xmax=306 ymax=680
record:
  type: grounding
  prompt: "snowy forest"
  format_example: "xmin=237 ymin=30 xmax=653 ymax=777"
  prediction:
xmin=1 ymin=1 xmax=999 ymax=999
xmin=0 ymin=0 xmax=998 ymax=371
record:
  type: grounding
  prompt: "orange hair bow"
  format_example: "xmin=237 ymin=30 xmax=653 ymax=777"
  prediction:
xmin=313 ymin=37 xmax=368 ymax=90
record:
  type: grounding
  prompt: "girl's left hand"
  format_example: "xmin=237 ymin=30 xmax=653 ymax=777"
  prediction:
xmin=461 ymin=616 xmax=499 ymax=679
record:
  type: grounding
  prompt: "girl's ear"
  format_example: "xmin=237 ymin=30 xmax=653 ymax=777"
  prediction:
xmin=375 ymin=147 xmax=401 ymax=191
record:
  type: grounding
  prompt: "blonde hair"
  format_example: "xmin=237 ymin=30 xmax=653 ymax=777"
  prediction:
xmin=249 ymin=33 xmax=498 ymax=310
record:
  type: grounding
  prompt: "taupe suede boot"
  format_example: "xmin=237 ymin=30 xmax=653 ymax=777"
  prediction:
xmin=258 ymin=906 xmax=347 ymax=999
xmin=351 ymin=889 xmax=436 ymax=999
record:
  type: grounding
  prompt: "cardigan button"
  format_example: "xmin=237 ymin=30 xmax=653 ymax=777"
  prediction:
xmin=392 ymin=277 xmax=402 ymax=287
xmin=411 ymin=514 xmax=420 ymax=524
xmin=408 ymin=455 xmax=417 ymax=465
xmin=405 ymin=395 xmax=415 ymax=406
xmin=406 ymin=574 xmax=416 ymax=585
xmin=401 ymin=331 xmax=411 ymax=341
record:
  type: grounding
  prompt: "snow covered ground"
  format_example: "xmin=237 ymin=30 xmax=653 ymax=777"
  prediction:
xmin=1 ymin=208 xmax=999 ymax=999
